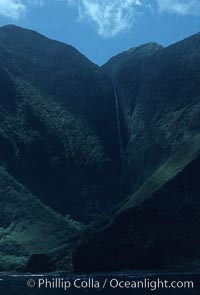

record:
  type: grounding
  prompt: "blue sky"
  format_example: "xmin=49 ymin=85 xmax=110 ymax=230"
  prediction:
xmin=0 ymin=0 xmax=199 ymax=65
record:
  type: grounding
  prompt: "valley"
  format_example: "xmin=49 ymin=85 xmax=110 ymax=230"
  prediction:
xmin=0 ymin=25 xmax=200 ymax=274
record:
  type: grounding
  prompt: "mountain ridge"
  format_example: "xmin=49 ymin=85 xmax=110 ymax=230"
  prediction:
xmin=0 ymin=24 xmax=123 ymax=223
xmin=0 ymin=25 xmax=200 ymax=273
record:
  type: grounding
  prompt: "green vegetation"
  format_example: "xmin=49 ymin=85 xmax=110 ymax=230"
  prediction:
xmin=73 ymin=33 xmax=200 ymax=273
xmin=0 ymin=167 xmax=80 ymax=271
xmin=0 ymin=25 xmax=122 ymax=223
xmin=122 ymin=134 xmax=200 ymax=211
xmin=102 ymin=33 xmax=200 ymax=197
xmin=74 ymin=136 xmax=200 ymax=272
xmin=1 ymin=25 xmax=200 ymax=273
xmin=0 ymin=25 xmax=122 ymax=272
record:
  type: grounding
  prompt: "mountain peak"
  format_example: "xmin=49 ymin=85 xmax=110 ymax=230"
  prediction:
xmin=0 ymin=24 xmax=96 ymax=71
xmin=127 ymin=42 xmax=163 ymax=56
xmin=1 ymin=24 xmax=22 ymax=29
xmin=1 ymin=24 xmax=15 ymax=28
xmin=0 ymin=24 xmax=20 ymax=30
xmin=0 ymin=24 xmax=42 ymax=36
xmin=102 ymin=42 xmax=163 ymax=77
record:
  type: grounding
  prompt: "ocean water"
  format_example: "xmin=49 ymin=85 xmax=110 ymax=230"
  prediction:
xmin=0 ymin=272 xmax=199 ymax=295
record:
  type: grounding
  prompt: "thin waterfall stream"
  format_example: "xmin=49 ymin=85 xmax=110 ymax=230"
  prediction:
xmin=112 ymin=79 xmax=124 ymax=164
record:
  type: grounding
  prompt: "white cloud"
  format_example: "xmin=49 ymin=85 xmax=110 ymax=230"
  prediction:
xmin=0 ymin=0 xmax=44 ymax=19
xmin=67 ymin=0 xmax=142 ymax=38
xmin=0 ymin=0 xmax=200 ymax=36
xmin=0 ymin=0 xmax=26 ymax=19
xmin=154 ymin=0 xmax=200 ymax=15
xmin=67 ymin=0 xmax=200 ymax=37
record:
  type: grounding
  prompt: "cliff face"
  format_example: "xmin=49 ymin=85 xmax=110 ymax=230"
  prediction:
xmin=73 ymin=34 xmax=200 ymax=272
xmin=0 ymin=25 xmax=121 ymax=223
xmin=1 ymin=25 xmax=200 ymax=273
xmin=102 ymin=34 xmax=200 ymax=196
xmin=74 ymin=135 xmax=200 ymax=272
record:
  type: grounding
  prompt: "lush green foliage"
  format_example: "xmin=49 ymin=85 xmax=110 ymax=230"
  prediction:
xmin=74 ymin=33 xmax=200 ymax=273
xmin=1 ymin=25 xmax=200 ymax=273
xmin=103 ymin=34 xmax=200 ymax=195
xmin=0 ymin=25 xmax=122 ymax=223
xmin=0 ymin=167 xmax=80 ymax=271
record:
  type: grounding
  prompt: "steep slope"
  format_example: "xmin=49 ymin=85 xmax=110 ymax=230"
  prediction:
xmin=102 ymin=33 xmax=200 ymax=196
xmin=0 ymin=25 xmax=121 ymax=222
xmin=102 ymin=42 xmax=163 ymax=77
xmin=1 ymin=26 xmax=200 ymax=274
xmin=72 ymin=33 xmax=200 ymax=272
xmin=0 ymin=25 xmax=119 ymax=159
xmin=0 ymin=166 xmax=79 ymax=272
xmin=73 ymin=134 xmax=200 ymax=272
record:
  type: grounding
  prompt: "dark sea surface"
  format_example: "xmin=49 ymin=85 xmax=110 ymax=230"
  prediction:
xmin=0 ymin=272 xmax=199 ymax=294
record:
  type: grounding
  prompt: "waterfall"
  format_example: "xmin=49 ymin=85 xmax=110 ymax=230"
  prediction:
xmin=112 ymin=79 xmax=124 ymax=164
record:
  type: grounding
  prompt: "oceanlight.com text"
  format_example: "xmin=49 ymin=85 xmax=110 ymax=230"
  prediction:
xmin=27 ymin=277 xmax=194 ymax=291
